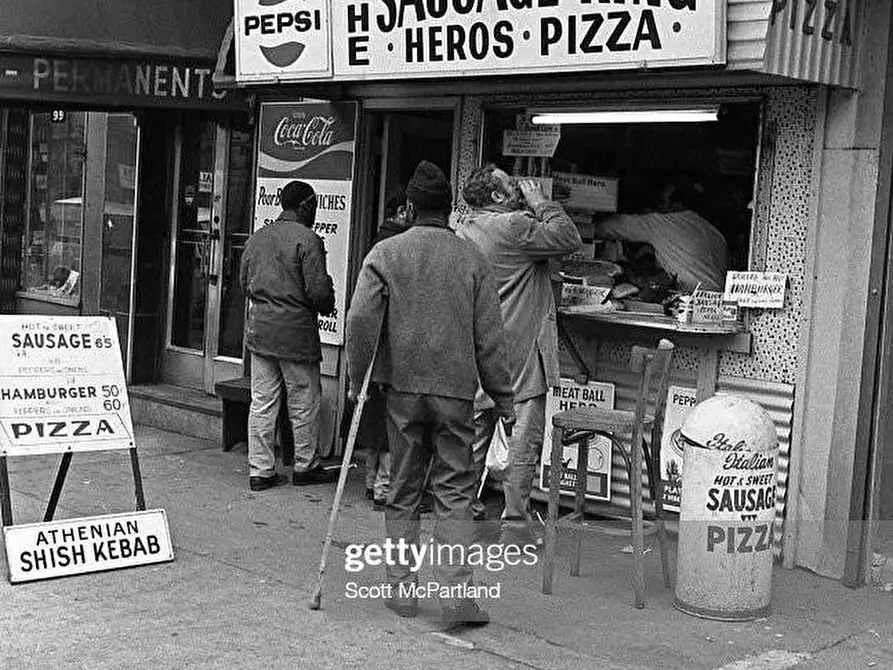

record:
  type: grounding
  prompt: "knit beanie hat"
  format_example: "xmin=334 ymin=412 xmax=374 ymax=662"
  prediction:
xmin=406 ymin=160 xmax=452 ymax=212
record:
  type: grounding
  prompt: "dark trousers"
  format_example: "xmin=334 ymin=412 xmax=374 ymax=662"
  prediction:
xmin=385 ymin=391 xmax=476 ymax=602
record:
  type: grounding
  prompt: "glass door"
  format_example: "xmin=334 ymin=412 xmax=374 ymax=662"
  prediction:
xmin=205 ymin=122 xmax=254 ymax=391
xmin=160 ymin=115 xmax=248 ymax=392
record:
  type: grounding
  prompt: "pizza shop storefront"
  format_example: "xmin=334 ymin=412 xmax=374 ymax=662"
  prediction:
xmin=221 ymin=0 xmax=893 ymax=585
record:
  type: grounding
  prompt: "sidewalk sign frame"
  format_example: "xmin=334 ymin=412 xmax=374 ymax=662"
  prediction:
xmin=0 ymin=316 xmax=146 ymax=529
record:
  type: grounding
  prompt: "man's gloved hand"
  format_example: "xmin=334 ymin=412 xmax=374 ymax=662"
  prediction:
xmin=497 ymin=407 xmax=517 ymax=437
xmin=347 ymin=386 xmax=359 ymax=404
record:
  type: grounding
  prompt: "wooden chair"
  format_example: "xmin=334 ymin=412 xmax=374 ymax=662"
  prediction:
xmin=542 ymin=339 xmax=675 ymax=608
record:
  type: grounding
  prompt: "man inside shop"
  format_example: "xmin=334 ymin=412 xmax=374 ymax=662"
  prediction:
xmin=346 ymin=160 xmax=515 ymax=625
xmin=456 ymin=165 xmax=581 ymax=543
xmin=595 ymin=177 xmax=729 ymax=293
xmin=240 ymin=180 xmax=337 ymax=491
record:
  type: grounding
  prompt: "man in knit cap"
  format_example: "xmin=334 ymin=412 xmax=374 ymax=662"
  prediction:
xmin=240 ymin=180 xmax=337 ymax=491
xmin=346 ymin=160 xmax=515 ymax=625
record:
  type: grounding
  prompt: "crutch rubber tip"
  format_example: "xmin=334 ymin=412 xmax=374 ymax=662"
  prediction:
xmin=308 ymin=590 xmax=322 ymax=610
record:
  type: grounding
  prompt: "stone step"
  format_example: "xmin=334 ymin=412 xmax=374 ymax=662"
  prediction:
xmin=128 ymin=383 xmax=222 ymax=443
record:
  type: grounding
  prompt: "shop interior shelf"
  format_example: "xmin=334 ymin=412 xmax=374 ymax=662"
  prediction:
xmin=559 ymin=307 xmax=745 ymax=336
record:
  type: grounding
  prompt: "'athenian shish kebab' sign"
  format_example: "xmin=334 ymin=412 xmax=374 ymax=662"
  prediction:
xmin=4 ymin=510 xmax=174 ymax=583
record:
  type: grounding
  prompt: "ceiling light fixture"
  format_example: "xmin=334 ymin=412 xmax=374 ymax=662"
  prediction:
xmin=530 ymin=107 xmax=720 ymax=125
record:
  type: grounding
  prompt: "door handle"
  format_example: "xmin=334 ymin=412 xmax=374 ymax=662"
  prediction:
xmin=210 ymin=229 xmax=221 ymax=241
xmin=208 ymin=274 xmax=219 ymax=286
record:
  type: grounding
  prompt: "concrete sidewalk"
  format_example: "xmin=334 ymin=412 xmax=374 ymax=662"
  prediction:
xmin=0 ymin=426 xmax=890 ymax=669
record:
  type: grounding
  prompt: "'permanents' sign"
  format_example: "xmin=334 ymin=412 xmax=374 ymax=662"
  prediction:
xmin=0 ymin=316 xmax=134 ymax=456
xmin=235 ymin=0 xmax=726 ymax=83
xmin=3 ymin=510 xmax=174 ymax=583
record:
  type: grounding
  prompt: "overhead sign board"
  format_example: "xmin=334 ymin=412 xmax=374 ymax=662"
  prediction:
xmin=235 ymin=1 xmax=726 ymax=84
xmin=0 ymin=316 xmax=135 ymax=456
xmin=253 ymin=101 xmax=358 ymax=346
xmin=234 ymin=0 xmax=333 ymax=82
xmin=0 ymin=54 xmax=243 ymax=109
xmin=763 ymin=0 xmax=863 ymax=89
xmin=4 ymin=510 xmax=174 ymax=583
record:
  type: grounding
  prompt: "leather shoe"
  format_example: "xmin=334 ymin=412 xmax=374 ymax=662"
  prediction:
xmin=249 ymin=473 xmax=287 ymax=492
xmin=385 ymin=596 xmax=418 ymax=618
xmin=292 ymin=467 xmax=338 ymax=486
xmin=442 ymin=599 xmax=489 ymax=626
xmin=373 ymin=498 xmax=387 ymax=511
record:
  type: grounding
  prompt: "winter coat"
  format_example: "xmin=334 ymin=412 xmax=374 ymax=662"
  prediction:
xmin=346 ymin=216 xmax=514 ymax=412
xmin=454 ymin=201 xmax=581 ymax=406
xmin=240 ymin=211 xmax=335 ymax=362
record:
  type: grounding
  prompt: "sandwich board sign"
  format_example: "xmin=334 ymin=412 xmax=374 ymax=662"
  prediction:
xmin=0 ymin=315 xmax=173 ymax=582
xmin=0 ymin=316 xmax=134 ymax=456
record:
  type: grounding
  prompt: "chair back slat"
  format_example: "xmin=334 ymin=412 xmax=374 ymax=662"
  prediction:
xmin=627 ymin=339 xmax=675 ymax=444
xmin=649 ymin=339 xmax=675 ymax=452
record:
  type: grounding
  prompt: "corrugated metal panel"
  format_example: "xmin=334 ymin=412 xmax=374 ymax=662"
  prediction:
xmin=548 ymin=362 xmax=794 ymax=557
xmin=762 ymin=0 xmax=862 ymax=88
xmin=727 ymin=0 xmax=773 ymax=71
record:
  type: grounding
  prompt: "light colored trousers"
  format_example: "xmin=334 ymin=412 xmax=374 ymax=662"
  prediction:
xmin=365 ymin=448 xmax=391 ymax=499
xmin=472 ymin=394 xmax=547 ymax=520
xmin=248 ymin=353 xmax=321 ymax=477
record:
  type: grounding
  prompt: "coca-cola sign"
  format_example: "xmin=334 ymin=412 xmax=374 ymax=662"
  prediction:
xmin=258 ymin=102 xmax=356 ymax=180
xmin=273 ymin=113 xmax=336 ymax=150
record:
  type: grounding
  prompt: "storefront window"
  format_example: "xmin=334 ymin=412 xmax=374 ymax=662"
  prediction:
xmin=481 ymin=102 xmax=760 ymax=300
xmin=217 ymin=125 xmax=254 ymax=358
xmin=21 ymin=111 xmax=88 ymax=302
xmin=101 ymin=113 xmax=139 ymax=358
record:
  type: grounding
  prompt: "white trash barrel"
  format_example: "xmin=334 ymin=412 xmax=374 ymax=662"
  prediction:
xmin=673 ymin=395 xmax=779 ymax=621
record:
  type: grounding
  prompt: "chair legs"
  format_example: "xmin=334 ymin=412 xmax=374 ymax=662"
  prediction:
xmin=647 ymin=442 xmax=673 ymax=589
xmin=542 ymin=426 xmax=673 ymax=605
xmin=542 ymin=426 xmax=564 ymax=595
xmin=570 ymin=437 xmax=589 ymax=577
xmin=629 ymin=431 xmax=646 ymax=609
xmin=641 ymin=437 xmax=672 ymax=589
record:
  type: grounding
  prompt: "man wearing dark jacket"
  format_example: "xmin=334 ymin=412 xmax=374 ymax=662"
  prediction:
xmin=240 ymin=180 xmax=336 ymax=491
xmin=346 ymin=161 xmax=515 ymax=626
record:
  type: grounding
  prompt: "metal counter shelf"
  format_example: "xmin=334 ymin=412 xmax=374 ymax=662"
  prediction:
xmin=557 ymin=307 xmax=751 ymax=401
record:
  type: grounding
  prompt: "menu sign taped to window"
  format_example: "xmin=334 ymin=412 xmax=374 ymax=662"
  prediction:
xmin=552 ymin=172 xmax=619 ymax=212
xmin=540 ymin=379 xmax=615 ymax=502
xmin=322 ymin=2 xmax=724 ymax=83
xmin=503 ymin=128 xmax=561 ymax=157
xmin=660 ymin=385 xmax=698 ymax=513
xmin=723 ymin=272 xmax=787 ymax=309
xmin=3 ymin=510 xmax=174 ymax=583
xmin=253 ymin=101 xmax=358 ymax=347
xmin=0 ymin=316 xmax=134 ymax=457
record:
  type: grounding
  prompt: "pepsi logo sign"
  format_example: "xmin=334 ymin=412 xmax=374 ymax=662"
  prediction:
xmin=235 ymin=0 xmax=331 ymax=79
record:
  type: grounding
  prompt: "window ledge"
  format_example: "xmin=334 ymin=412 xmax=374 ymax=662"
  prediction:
xmin=15 ymin=290 xmax=80 ymax=308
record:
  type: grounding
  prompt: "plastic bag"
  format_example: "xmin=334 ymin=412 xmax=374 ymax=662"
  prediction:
xmin=485 ymin=419 xmax=511 ymax=481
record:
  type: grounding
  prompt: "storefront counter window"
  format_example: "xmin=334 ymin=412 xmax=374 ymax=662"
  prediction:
xmin=21 ymin=111 xmax=88 ymax=304
xmin=481 ymin=102 xmax=760 ymax=312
